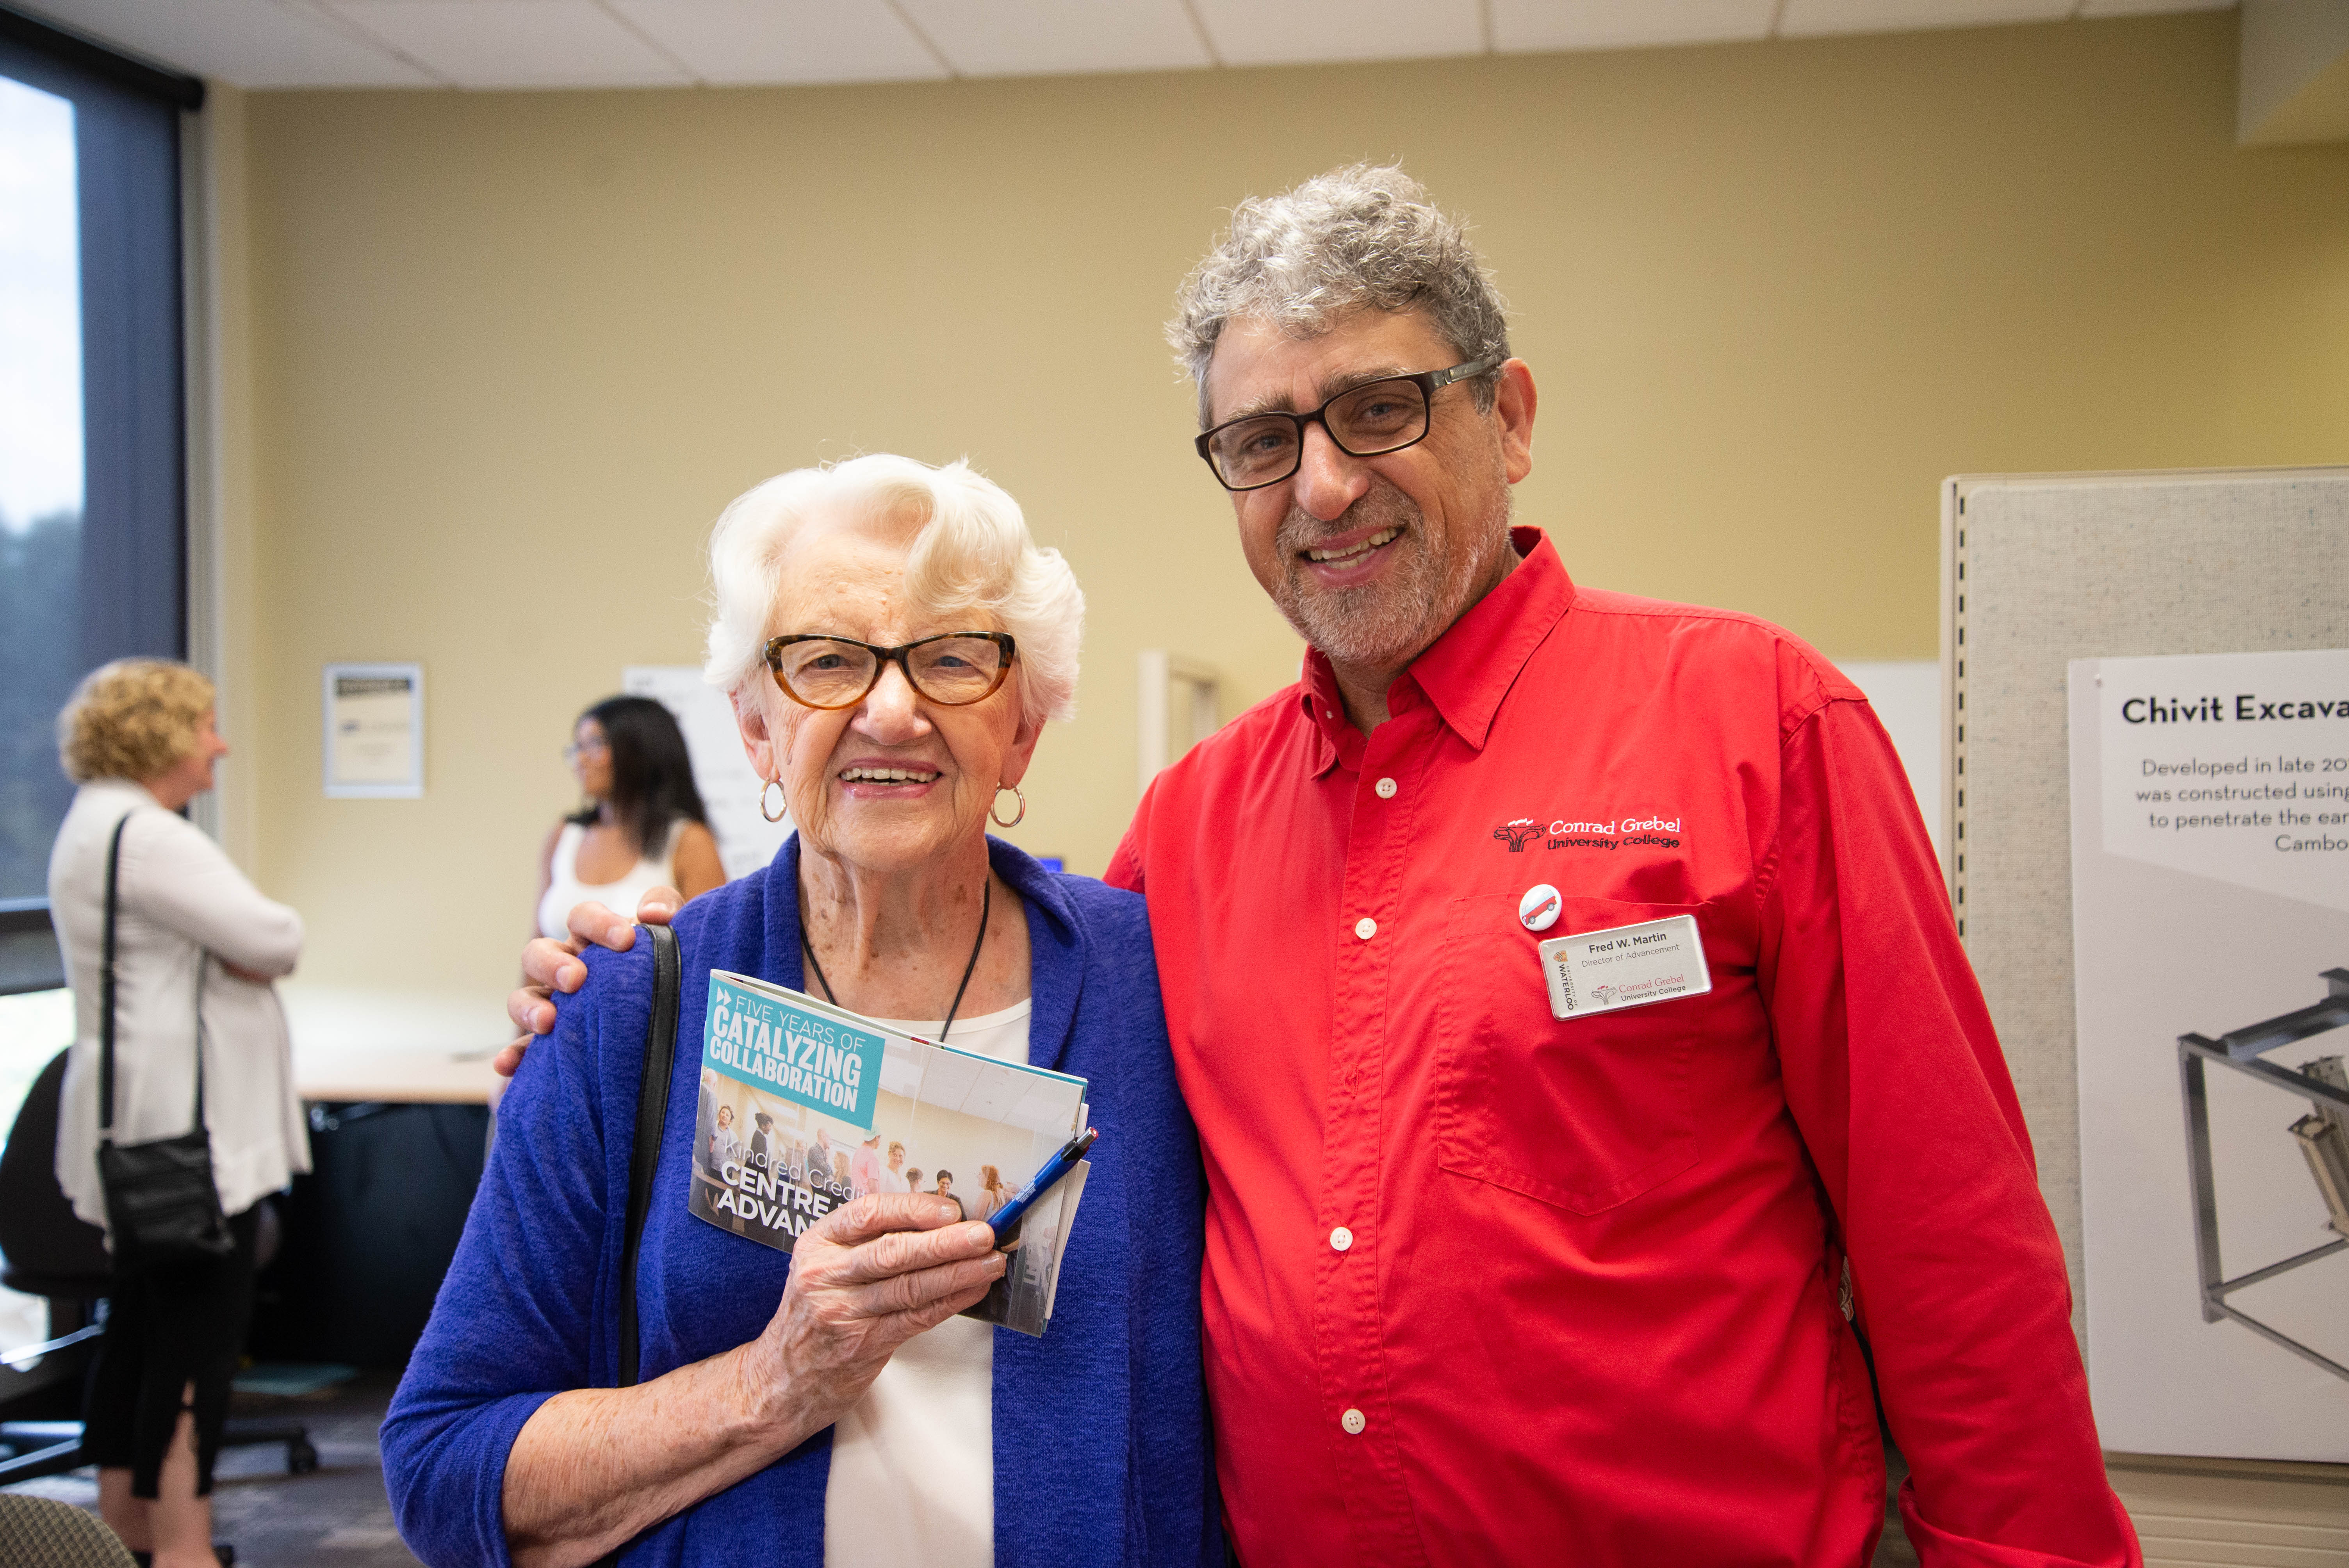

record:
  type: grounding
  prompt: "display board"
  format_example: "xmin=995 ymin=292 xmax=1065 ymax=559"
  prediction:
xmin=622 ymin=665 xmax=792 ymax=882
xmin=1942 ymin=467 xmax=2349 ymax=1408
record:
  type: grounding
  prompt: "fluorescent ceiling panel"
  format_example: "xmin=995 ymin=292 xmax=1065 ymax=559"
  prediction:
xmin=325 ymin=0 xmax=692 ymax=87
xmin=894 ymin=0 xmax=1210 ymax=77
xmin=1491 ymin=0 xmax=1776 ymax=52
xmin=2077 ymin=0 xmax=2233 ymax=13
xmin=1192 ymin=0 xmax=1483 ymax=66
xmin=10 ymin=0 xmax=436 ymax=86
xmin=7 ymin=0 xmax=2242 ymax=93
xmin=608 ymin=0 xmax=946 ymax=84
xmin=1779 ymin=0 xmax=2075 ymax=36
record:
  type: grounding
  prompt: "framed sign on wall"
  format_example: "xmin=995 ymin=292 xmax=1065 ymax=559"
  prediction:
xmin=323 ymin=663 xmax=423 ymax=798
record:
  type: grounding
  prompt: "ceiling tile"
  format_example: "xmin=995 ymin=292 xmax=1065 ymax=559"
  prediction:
xmin=1191 ymin=0 xmax=1483 ymax=67
xmin=1778 ymin=0 xmax=2074 ymax=37
xmin=1491 ymin=0 xmax=1776 ymax=53
xmin=7 ymin=0 xmax=438 ymax=87
xmin=893 ymin=0 xmax=1209 ymax=78
xmin=323 ymin=0 xmax=692 ymax=87
xmin=607 ymin=0 xmax=945 ymax=84
xmin=2076 ymin=0 xmax=2234 ymax=14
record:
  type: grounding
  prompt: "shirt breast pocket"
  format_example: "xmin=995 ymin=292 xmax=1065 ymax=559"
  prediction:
xmin=1433 ymin=893 xmax=1726 ymax=1216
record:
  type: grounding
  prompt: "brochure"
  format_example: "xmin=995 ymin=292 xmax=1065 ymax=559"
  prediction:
xmin=689 ymin=969 xmax=1090 ymax=1337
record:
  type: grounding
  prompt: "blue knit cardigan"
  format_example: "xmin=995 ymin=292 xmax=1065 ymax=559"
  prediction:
xmin=382 ymin=838 xmax=1219 ymax=1568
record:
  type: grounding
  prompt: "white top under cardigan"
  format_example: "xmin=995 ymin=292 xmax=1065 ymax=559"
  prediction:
xmin=823 ymin=998 xmax=1033 ymax=1568
xmin=48 ymin=778 xmax=311 ymax=1234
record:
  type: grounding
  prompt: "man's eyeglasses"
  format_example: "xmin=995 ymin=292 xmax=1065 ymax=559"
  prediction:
xmin=1194 ymin=355 xmax=1500 ymax=492
xmin=763 ymin=632 xmax=1017 ymax=711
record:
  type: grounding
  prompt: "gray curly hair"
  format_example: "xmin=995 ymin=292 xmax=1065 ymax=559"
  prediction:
xmin=1166 ymin=164 xmax=1511 ymax=426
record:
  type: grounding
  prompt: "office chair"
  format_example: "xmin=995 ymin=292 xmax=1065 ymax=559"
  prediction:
xmin=0 ymin=1049 xmax=317 ymax=1484
xmin=0 ymin=1493 xmax=137 ymax=1568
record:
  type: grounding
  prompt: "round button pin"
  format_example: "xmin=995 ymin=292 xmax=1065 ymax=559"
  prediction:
xmin=1519 ymin=884 xmax=1562 ymax=932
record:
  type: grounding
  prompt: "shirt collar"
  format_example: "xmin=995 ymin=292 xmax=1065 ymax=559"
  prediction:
xmin=1298 ymin=527 xmax=1572 ymax=774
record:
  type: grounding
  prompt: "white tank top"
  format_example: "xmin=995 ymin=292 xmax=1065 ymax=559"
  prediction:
xmin=536 ymin=821 xmax=677 ymax=940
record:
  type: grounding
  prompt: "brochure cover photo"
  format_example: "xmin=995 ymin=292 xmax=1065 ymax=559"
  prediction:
xmin=688 ymin=970 xmax=1091 ymax=1337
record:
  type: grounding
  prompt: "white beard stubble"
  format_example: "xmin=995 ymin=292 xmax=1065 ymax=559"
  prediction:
xmin=1270 ymin=476 xmax=1515 ymax=675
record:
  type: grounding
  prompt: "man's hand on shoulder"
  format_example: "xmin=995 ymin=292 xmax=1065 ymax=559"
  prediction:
xmin=495 ymin=886 xmax=684 ymax=1077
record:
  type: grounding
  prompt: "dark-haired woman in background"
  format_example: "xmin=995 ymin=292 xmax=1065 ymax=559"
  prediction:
xmin=535 ymin=696 xmax=724 ymax=940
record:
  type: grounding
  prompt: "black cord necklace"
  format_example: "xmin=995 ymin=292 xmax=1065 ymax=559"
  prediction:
xmin=800 ymin=876 xmax=992 ymax=1042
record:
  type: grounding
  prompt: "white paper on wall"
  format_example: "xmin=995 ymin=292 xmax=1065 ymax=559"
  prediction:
xmin=623 ymin=666 xmax=792 ymax=882
xmin=323 ymin=663 xmax=424 ymax=798
xmin=1837 ymin=659 xmax=1942 ymax=870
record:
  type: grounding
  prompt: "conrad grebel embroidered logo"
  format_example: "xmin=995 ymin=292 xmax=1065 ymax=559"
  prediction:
xmin=1492 ymin=814 xmax=1686 ymax=852
xmin=1493 ymin=819 xmax=1544 ymax=852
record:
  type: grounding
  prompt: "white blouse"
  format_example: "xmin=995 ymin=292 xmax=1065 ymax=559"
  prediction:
xmin=48 ymin=779 xmax=310 ymax=1233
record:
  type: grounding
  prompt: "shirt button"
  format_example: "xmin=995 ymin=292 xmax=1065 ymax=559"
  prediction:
xmin=1354 ymin=917 xmax=1377 ymax=941
xmin=1374 ymin=777 xmax=1397 ymax=799
xmin=1330 ymin=1226 xmax=1353 ymax=1252
xmin=1340 ymin=1408 xmax=1367 ymax=1435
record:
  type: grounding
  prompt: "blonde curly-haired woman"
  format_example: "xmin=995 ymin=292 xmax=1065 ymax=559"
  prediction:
xmin=48 ymin=658 xmax=306 ymax=1568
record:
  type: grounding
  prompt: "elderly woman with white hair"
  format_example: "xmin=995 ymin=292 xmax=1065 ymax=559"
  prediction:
xmin=381 ymin=456 xmax=1217 ymax=1568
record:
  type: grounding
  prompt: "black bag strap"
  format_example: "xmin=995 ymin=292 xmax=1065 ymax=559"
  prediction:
xmin=617 ymin=923 xmax=681 ymax=1390
xmin=99 ymin=813 xmax=209 ymax=1146
xmin=99 ymin=816 xmax=128 ymax=1137
xmin=594 ymin=923 xmax=679 ymax=1568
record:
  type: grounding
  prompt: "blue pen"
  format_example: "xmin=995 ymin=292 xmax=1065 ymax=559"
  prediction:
xmin=985 ymin=1127 xmax=1097 ymax=1242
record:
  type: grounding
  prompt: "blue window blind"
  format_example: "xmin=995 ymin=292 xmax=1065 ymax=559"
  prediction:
xmin=0 ymin=8 xmax=201 ymax=992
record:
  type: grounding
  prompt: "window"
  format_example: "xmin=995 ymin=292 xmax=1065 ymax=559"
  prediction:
xmin=0 ymin=11 xmax=200 ymax=1385
xmin=0 ymin=11 xmax=200 ymax=999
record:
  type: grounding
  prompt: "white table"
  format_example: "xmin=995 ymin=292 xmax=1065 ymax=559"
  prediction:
xmin=280 ymin=984 xmax=511 ymax=1105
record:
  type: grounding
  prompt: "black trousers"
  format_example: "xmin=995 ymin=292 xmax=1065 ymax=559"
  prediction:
xmin=84 ymin=1205 xmax=262 ymax=1499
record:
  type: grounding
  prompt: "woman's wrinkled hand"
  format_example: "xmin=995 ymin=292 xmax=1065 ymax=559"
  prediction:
xmin=738 ymin=1194 xmax=1005 ymax=1437
xmin=495 ymin=887 xmax=684 ymax=1077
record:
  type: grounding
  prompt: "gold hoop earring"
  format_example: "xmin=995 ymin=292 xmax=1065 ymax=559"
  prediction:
xmin=759 ymin=778 xmax=788 ymax=823
xmin=989 ymin=784 xmax=1027 ymax=829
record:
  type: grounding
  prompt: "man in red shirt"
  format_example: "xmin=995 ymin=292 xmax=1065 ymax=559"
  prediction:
xmin=516 ymin=166 xmax=2139 ymax=1566
xmin=1108 ymin=163 xmax=2136 ymax=1566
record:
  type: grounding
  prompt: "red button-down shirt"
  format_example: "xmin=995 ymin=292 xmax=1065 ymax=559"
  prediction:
xmin=1108 ymin=530 xmax=2137 ymax=1568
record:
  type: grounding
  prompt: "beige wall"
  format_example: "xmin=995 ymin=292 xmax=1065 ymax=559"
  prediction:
xmin=193 ymin=83 xmax=260 ymax=875
xmin=213 ymin=10 xmax=2349 ymax=998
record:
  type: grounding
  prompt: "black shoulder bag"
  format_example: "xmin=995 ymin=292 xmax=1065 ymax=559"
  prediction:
xmin=96 ymin=814 xmax=235 ymax=1274
xmin=593 ymin=921 xmax=681 ymax=1568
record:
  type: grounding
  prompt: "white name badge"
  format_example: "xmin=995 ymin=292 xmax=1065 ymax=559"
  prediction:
xmin=1536 ymin=914 xmax=1711 ymax=1020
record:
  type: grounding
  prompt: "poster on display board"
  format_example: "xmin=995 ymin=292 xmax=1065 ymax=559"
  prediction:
xmin=622 ymin=666 xmax=793 ymax=882
xmin=2068 ymin=647 xmax=2349 ymax=1461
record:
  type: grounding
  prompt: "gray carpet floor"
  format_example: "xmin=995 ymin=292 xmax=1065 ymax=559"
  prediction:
xmin=7 ymin=1375 xmax=1923 ymax=1566
xmin=2 ymin=1373 xmax=419 ymax=1568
